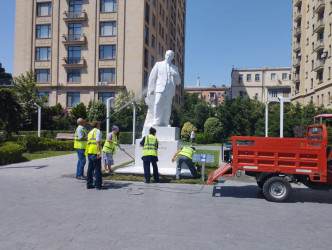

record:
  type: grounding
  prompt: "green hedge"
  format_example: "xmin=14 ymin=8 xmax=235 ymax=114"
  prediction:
xmin=17 ymin=130 xmax=74 ymax=139
xmin=118 ymin=132 xmax=142 ymax=144
xmin=195 ymin=133 xmax=213 ymax=144
xmin=0 ymin=142 xmax=25 ymax=165
xmin=38 ymin=138 xmax=74 ymax=151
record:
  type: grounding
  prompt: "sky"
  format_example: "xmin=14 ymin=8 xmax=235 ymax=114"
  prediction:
xmin=0 ymin=0 xmax=293 ymax=87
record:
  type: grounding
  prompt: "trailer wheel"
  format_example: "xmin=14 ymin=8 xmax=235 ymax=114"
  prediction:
xmin=262 ymin=176 xmax=292 ymax=202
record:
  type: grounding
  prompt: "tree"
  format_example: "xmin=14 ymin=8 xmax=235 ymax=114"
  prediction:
xmin=70 ymin=103 xmax=87 ymax=125
xmin=88 ymin=100 xmax=106 ymax=125
xmin=181 ymin=121 xmax=196 ymax=141
xmin=12 ymin=70 xmax=44 ymax=130
xmin=0 ymin=89 xmax=22 ymax=136
xmin=0 ymin=63 xmax=12 ymax=79
xmin=204 ymin=117 xmax=222 ymax=142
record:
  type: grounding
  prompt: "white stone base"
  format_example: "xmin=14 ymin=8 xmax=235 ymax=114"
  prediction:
xmin=142 ymin=126 xmax=180 ymax=141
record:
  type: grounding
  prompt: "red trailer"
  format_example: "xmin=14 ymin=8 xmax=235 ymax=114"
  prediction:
xmin=207 ymin=124 xmax=332 ymax=202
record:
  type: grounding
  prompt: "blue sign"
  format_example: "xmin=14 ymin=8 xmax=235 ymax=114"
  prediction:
xmin=193 ymin=154 xmax=215 ymax=163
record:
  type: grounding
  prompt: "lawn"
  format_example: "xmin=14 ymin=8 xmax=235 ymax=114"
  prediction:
xmin=103 ymin=149 xmax=221 ymax=185
xmin=22 ymin=151 xmax=75 ymax=161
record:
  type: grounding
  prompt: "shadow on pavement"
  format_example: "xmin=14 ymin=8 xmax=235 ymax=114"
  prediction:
xmin=0 ymin=165 xmax=48 ymax=170
xmin=212 ymin=185 xmax=332 ymax=204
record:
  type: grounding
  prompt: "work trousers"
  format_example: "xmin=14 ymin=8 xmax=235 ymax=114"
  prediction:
xmin=87 ymin=154 xmax=102 ymax=188
xmin=176 ymin=155 xmax=199 ymax=180
xmin=143 ymin=160 xmax=159 ymax=183
xmin=76 ymin=149 xmax=86 ymax=178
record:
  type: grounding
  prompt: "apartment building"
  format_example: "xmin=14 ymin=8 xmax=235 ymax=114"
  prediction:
xmin=14 ymin=0 xmax=186 ymax=108
xmin=291 ymin=0 xmax=332 ymax=107
xmin=231 ymin=67 xmax=292 ymax=103
xmin=184 ymin=84 xmax=230 ymax=107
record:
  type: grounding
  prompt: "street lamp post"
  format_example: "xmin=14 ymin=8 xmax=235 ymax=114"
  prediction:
xmin=106 ymin=97 xmax=115 ymax=136
xmin=277 ymin=96 xmax=284 ymax=138
xmin=132 ymin=102 xmax=136 ymax=145
xmin=265 ymin=101 xmax=269 ymax=137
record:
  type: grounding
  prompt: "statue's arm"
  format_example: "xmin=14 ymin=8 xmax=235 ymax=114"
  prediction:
xmin=173 ymin=66 xmax=181 ymax=85
xmin=148 ymin=64 xmax=158 ymax=94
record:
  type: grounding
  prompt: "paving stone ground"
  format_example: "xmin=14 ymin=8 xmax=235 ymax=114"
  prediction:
xmin=1 ymin=145 xmax=332 ymax=250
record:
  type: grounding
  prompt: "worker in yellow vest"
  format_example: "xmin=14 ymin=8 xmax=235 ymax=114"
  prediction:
xmin=102 ymin=125 xmax=122 ymax=173
xmin=85 ymin=121 xmax=106 ymax=190
xmin=139 ymin=127 xmax=159 ymax=183
xmin=172 ymin=147 xmax=199 ymax=180
xmin=74 ymin=118 xmax=88 ymax=180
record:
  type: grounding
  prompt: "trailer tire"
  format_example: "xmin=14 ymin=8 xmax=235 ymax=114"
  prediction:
xmin=262 ymin=176 xmax=292 ymax=202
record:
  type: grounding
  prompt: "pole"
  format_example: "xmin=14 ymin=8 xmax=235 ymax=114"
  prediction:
xmin=132 ymin=102 xmax=136 ymax=145
xmin=265 ymin=101 xmax=269 ymax=137
xmin=277 ymin=96 xmax=284 ymax=138
xmin=34 ymin=103 xmax=41 ymax=137
xmin=106 ymin=97 xmax=115 ymax=136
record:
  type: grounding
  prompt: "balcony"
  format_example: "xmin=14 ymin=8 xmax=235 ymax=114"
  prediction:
xmin=314 ymin=0 xmax=325 ymax=14
xmin=62 ymin=57 xmax=86 ymax=68
xmin=294 ymin=26 xmax=301 ymax=37
xmin=62 ymin=34 xmax=86 ymax=45
xmin=63 ymin=10 xmax=87 ymax=22
xmin=314 ymin=39 xmax=324 ymax=52
xmin=293 ymin=74 xmax=300 ymax=83
xmin=314 ymin=19 xmax=325 ymax=33
xmin=294 ymin=10 xmax=302 ymax=22
xmin=293 ymin=57 xmax=301 ymax=67
xmin=293 ymin=42 xmax=301 ymax=52
xmin=313 ymin=60 xmax=325 ymax=72
xmin=294 ymin=0 xmax=302 ymax=7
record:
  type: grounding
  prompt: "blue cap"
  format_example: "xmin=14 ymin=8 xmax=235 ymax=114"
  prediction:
xmin=112 ymin=125 xmax=119 ymax=131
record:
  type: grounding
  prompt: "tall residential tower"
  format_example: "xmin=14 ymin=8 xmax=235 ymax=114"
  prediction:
xmin=14 ymin=0 xmax=186 ymax=108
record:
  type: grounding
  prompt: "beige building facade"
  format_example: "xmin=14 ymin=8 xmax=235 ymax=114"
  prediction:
xmin=14 ymin=0 xmax=186 ymax=108
xmin=231 ymin=67 xmax=292 ymax=103
xmin=184 ymin=85 xmax=230 ymax=107
xmin=291 ymin=0 xmax=332 ymax=107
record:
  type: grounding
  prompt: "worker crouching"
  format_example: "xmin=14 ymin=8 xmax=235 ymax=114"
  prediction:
xmin=172 ymin=147 xmax=199 ymax=180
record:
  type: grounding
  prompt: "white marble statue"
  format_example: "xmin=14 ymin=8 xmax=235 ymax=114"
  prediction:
xmin=143 ymin=50 xmax=181 ymax=128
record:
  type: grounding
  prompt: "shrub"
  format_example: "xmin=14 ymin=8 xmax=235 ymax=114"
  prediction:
xmin=118 ymin=132 xmax=142 ymax=144
xmin=204 ymin=117 xmax=222 ymax=143
xmin=181 ymin=122 xmax=196 ymax=141
xmin=25 ymin=135 xmax=39 ymax=153
xmin=195 ymin=133 xmax=212 ymax=144
xmin=0 ymin=142 xmax=24 ymax=165
xmin=38 ymin=138 xmax=74 ymax=151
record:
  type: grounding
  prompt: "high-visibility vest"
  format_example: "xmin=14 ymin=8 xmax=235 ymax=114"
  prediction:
xmin=178 ymin=147 xmax=195 ymax=160
xmin=102 ymin=132 xmax=117 ymax=155
xmin=85 ymin=128 xmax=99 ymax=155
xmin=74 ymin=126 xmax=88 ymax=149
xmin=142 ymin=135 xmax=158 ymax=157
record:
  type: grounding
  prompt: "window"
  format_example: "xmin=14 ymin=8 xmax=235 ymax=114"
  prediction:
xmin=67 ymin=69 xmax=81 ymax=82
xmin=143 ymin=71 xmax=148 ymax=88
xmin=98 ymin=92 xmax=115 ymax=104
xmin=283 ymin=90 xmax=289 ymax=98
xmin=69 ymin=0 xmax=82 ymax=16
xmin=145 ymin=3 xmax=150 ymax=23
xmin=100 ymin=22 xmax=116 ymax=36
xmin=144 ymin=49 xmax=148 ymax=68
xmin=271 ymin=73 xmax=276 ymax=81
xmin=67 ymin=92 xmax=80 ymax=107
xmin=100 ymin=0 xmax=117 ymax=13
xmin=151 ymin=55 xmax=155 ymax=67
xmin=144 ymin=26 xmax=149 ymax=45
xmin=217 ymin=101 xmax=221 ymax=105
xmin=239 ymin=91 xmax=244 ymax=98
xmin=311 ymin=78 xmax=313 ymax=89
xmin=318 ymin=70 xmax=324 ymax=82
xmin=289 ymin=74 xmax=291 ymax=80
xmin=152 ymin=0 xmax=156 ymax=6
xmin=99 ymin=45 xmax=116 ymax=59
xmin=152 ymin=15 xmax=156 ymax=27
xmin=151 ymin=35 xmax=155 ymax=48
xmin=37 ymin=92 xmax=50 ymax=106
xmin=36 ymin=47 xmax=51 ymax=61
xmin=282 ymin=73 xmax=287 ymax=80
xmin=36 ymin=25 xmax=51 ymax=38
xmin=218 ymin=93 xmax=221 ymax=98
xmin=246 ymin=74 xmax=252 ymax=82
xmin=328 ymin=92 xmax=331 ymax=104
xmin=68 ymin=46 xmax=81 ymax=64
xmin=99 ymin=68 xmax=116 ymax=82
xmin=37 ymin=2 xmax=52 ymax=16
xmin=35 ymin=69 xmax=50 ymax=82
xmin=68 ymin=23 xmax=82 ymax=40
xmin=238 ymin=74 xmax=243 ymax=83
xmin=271 ymin=90 xmax=277 ymax=97
xmin=255 ymin=74 xmax=260 ymax=82
xmin=209 ymin=93 xmax=215 ymax=100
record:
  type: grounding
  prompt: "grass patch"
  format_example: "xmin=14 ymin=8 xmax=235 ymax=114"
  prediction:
xmin=103 ymin=149 xmax=220 ymax=185
xmin=22 ymin=151 xmax=75 ymax=161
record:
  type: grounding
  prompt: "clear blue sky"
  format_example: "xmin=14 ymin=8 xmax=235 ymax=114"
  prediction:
xmin=0 ymin=0 xmax=292 ymax=87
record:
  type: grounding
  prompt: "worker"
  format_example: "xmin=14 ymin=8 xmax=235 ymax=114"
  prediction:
xmin=172 ymin=147 xmax=199 ymax=180
xmin=74 ymin=118 xmax=88 ymax=180
xmin=85 ymin=121 xmax=106 ymax=190
xmin=102 ymin=125 xmax=122 ymax=173
xmin=140 ymin=127 xmax=159 ymax=183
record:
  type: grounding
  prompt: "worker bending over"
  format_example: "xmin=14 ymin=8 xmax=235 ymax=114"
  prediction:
xmin=172 ymin=147 xmax=199 ymax=180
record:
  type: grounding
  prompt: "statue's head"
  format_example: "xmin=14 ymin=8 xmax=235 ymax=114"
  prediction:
xmin=164 ymin=50 xmax=174 ymax=63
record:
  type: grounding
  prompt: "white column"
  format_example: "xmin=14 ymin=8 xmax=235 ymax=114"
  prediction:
xmin=265 ymin=101 xmax=269 ymax=137
xmin=132 ymin=102 xmax=136 ymax=145
xmin=34 ymin=103 xmax=41 ymax=137
xmin=277 ymin=96 xmax=284 ymax=138
xmin=106 ymin=97 xmax=115 ymax=136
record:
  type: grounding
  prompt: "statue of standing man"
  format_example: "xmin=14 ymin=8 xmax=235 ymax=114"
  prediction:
xmin=144 ymin=50 xmax=181 ymax=128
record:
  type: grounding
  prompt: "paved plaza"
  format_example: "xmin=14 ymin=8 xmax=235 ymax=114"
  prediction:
xmin=1 ymin=146 xmax=332 ymax=250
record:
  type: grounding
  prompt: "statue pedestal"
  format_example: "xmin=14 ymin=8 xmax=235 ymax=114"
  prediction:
xmin=115 ymin=127 xmax=193 ymax=177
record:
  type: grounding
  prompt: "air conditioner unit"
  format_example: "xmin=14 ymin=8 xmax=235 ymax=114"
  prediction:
xmin=103 ymin=82 xmax=108 ymax=85
xmin=321 ymin=53 xmax=326 ymax=59
xmin=58 ymin=82 xmax=62 ymax=86
xmin=97 ymin=82 xmax=101 ymax=86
